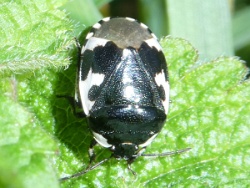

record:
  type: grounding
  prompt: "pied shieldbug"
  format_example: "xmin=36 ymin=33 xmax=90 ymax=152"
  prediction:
xmin=60 ymin=17 xmax=190 ymax=181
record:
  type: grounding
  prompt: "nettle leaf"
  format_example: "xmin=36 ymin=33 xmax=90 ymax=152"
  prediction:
xmin=0 ymin=0 xmax=73 ymax=74
xmin=0 ymin=76 xmax=59 ymax=188
xmin=56 ymin=37 xmax=249 ymax=187
xmin=0 ymin=5 xmax=249 ymax=185
xmin=0 ymin=0 xmax=71 ymax=187
xmin=152 ymin=37 xmax=250 ymax=187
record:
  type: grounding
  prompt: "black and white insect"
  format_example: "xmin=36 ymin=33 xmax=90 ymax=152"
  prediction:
xmin=61 ymin=17 xmax=189 ymax=181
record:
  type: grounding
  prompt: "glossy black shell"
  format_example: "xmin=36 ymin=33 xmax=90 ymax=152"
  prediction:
xmin=78 ymin=17 xmax=169 ymax=159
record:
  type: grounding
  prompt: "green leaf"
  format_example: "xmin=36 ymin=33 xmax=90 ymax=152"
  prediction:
xmin=0 ymin=77 xmax=59 ymax=188
xmin=56 ymin=37 xmax=248 ymax=187
xmin=1 ymin=35 xmax=249 ymax=187
xmin=0 ymin=0 xmax=74 ymax=74
xmin=0 ymin=1 xmax=249 ymax=185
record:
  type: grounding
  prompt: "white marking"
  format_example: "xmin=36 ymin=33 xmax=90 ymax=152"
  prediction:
xmin=140 ymin=23 xmax=148 ymax=29
xmin=81 ymin=46 xmax=86 ymax=55
xmin=81 ymin=37 xmax=109 ymax=54
xmin=93 ymin=132 xmax=112 ymax=148
xmin=122 ymin=142 xmax=133 ymax=145
xmin=102 ymin=17 xmax=110 ymax=22
xmin=79 ymin=68 xmax=105 ymax=116
xmin=145 ymin=38 xmax=162 ymax=51
xmin=93 ymin=22 xmax=101 ymax=29
xmin=151 ymin=33 xmax=158 ymax=39
xmin=125 ymin=17 xmax=135 ymax=22
xmin=155 ymin=70 xmax=170 ymax=114
xmin=86 ymin=32 xmax=94 ymax=39
xmin=139 ymin=134 xmax=158 ymax=148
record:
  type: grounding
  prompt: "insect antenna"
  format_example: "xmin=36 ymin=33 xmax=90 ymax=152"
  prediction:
xmin=141 ymin=148 xmax=191 ymax=157
xmin=59 ymin=157 xmax=111 ymax=182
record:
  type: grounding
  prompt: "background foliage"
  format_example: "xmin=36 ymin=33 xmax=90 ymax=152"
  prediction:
xmin=0 ymin=0 xmax=249 ymax=187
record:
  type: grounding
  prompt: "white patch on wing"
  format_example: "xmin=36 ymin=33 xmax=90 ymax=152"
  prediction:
xmin=140 ymin=23 xmax=148 ymax=29
xmin=86 ymin=32 xmax=94 ymax=39
xmin=145 ymin=38 xmax=162 ymax=51
xmin=154 ymin=70 xmax=170 ymax=114
xmin=93 ymin=132 xmax=112 ymax=148
xmin=102 ymin=17 xmax=110 ymax=22
xmin=93 ymin=22 xmax=101 ymax=29
xmin=81 ymin=37 xmax=109 ymax=54
xmin=79 ymin=68 xmax=105 ymax=116
xmin=139 ymin=134 xmax=158 ymax=148
xmin=125 ymin=17 xmax=135 ymax=22
xmin=151 ymin=33 xmax=158 ymax=39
